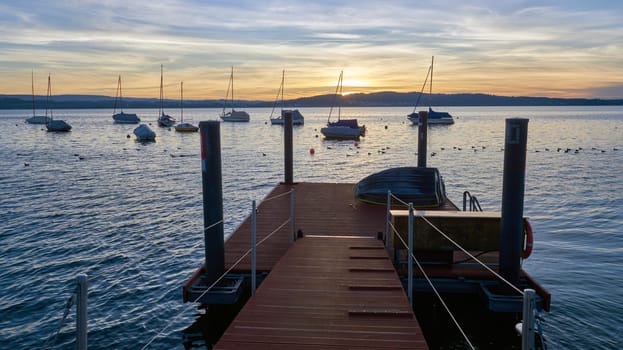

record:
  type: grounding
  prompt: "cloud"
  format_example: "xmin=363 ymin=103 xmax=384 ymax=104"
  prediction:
xmin=0 ymin=1 xmax=621 ymax=99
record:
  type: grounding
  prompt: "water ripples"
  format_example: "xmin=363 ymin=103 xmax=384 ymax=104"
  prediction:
xmin=1 ymin=106 xmax=622 ymax=349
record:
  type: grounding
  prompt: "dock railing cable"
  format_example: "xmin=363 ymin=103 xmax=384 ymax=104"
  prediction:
xmin=390 ymin=218 xmax=475 ymax=350
xmin=389 ymin=192 xmax=523 ymax=296
xmin=44 ymin=284 xmax=78 ymax=349
xmin=140 ymin=196 xmax=292 ymax=350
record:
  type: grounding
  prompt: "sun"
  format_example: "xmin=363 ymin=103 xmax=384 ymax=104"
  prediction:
xmin=340 ymin=79 xmax=370 ymax=95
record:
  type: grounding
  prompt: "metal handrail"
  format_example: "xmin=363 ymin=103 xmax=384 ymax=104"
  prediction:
xmin=463 ymin=191 xmax=483 ymax=212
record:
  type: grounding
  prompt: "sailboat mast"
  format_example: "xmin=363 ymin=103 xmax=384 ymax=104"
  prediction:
xmin=430 ymin=56 xmax=434 ymax=107
xmin=328 ymin=71 xmax=343 ymax=123
xmin=281 ymin=70 xmax=285 ymax=112
xmin=31 ymin=71 xmax=35 ymax=117
xmin=231 ymin=67 xmax=234 ymax=110
xmin=46 ymin=75 xmax=53 ymax=120
xmin=338 ymin=71 xmax=342 ymax=120
xmin=160 ymin=64 xmax=164 ymax=116
xmin=180 ymin=81 xmax=184 ymax=122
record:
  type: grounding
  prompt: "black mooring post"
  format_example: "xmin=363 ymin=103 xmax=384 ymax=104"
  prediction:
xmin=417 ymin=110 xmax=428 ymax=167
xmin=284 ymin=111 xmax=293 ymax=184
xmin=499 ymin=118 xmax=529 ymax=287
xmin=199 ymin=121 xmax=225 ymax=284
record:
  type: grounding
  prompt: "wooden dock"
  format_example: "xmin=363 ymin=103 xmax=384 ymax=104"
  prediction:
xmin=223 ymin=182 xmax=457 ymax=273
xmin=214 ymin=235 xmax=428 ymax=349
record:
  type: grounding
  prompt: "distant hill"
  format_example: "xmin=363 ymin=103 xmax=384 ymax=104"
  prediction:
xmin=0 ymin=92 xmax=621 ymax=109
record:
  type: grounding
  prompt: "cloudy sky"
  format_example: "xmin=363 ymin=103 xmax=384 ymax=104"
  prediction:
xmin=1 ymin=0 xmax=622 ymax=100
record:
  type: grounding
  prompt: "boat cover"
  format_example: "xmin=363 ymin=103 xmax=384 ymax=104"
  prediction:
xmin=355 ymin=167 xmax=447 ymax=207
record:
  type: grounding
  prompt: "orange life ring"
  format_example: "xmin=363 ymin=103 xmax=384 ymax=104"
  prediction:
xmin=522 ymin=218 xmax=534 ymax=259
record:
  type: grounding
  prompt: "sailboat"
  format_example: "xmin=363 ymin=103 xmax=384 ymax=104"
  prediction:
xmin=269 ymin=70 xmax=304 ymax=125
xmin=112 ymin=75 xmax=140 ymax=124
xmin=25 ymin=71 xmax=51 ymax=124
xmin=157 ymin=65 xmax=176 ymax=127
xmin=407 ymin=56 xmax=455 ymax=125
xmin=175 ymin=82 xmax=198 ymax=132
xmin=45 ymin=75 xmax=72 ymax=132
xmin=220 ymin=67 xmax=250 ymax=122
xmin=320 ymin=71 xmax=365 ymax=140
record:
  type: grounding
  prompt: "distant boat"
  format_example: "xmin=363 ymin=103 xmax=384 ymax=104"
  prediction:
xmin=25 ymin=71 xmax=51 ymax=125
xmin=44 ymin=75 xmax=72 ymax=132
xmin=175 ymin=82 xmax=198 ymax=132
xmin=220 ymin=67 xmax=250 ymax=122
xmin=407 ymin=56 xmax=455 ymax=125
xmin=157 ymin=65 xmax=176 ymax=127
xmin=320 ymin=71 xmax=365 ymax=140
xmin=269 ymin=70 xmax=304 ymax=125
xmin=112 ymin=75 xmax=140 ymax=124
xmin=133 ymin=124 xmax=156 ymax=141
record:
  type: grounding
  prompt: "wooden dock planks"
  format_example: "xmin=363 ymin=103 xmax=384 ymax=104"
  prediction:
xmin=224 ymin=182 xmax=388 ymax=273
xmin=215 ymin=235 xmax=428 ymax=349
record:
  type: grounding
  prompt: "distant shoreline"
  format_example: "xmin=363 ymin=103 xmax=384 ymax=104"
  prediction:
xmin=1 ymin=91 xmax=621 ymax=109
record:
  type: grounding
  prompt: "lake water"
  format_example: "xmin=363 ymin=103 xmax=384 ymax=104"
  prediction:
xmin=0 ymin=106 xmax=621 ymax=349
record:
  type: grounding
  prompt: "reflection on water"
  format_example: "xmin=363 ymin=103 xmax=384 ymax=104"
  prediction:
xmin=0 ymin=106 xmax=621 ymax=349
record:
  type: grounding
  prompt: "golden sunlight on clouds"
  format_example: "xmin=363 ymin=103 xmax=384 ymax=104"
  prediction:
xmin=0 ymin=2 xmax=621 ymax=100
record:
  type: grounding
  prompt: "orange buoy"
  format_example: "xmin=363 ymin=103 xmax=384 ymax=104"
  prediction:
xmin=309 ymin=148 xmax=315 ymax=155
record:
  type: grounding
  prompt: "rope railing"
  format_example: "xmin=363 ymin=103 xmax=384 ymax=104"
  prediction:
xmin=390 ymin=192 xmax=409 ymax=207
xmin=417 ymin=214 xmax=524 ymax=295
xmin=44 ymin=284 xmax=78 ymax=349
xmin=387 ymin=193 xmax=524 ymax=296
xmin=262 ymin=189 xmax=294 ymax=204
xmin=391 ymin=220 xmax=475 ymax=350
xmin=140 ymin=206 xmax=292 ymax=350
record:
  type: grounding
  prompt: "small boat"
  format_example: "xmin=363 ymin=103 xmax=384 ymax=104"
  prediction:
xmin=133 ymin=124 xmax=156 ymax=141
xmin=220 ymin=67 xmax=250 ymax=122
xmin=43 ymin=75 xmax=72 ymax=132
xmin=407 ymin=56 xmax=454 ymax=125
xmin=175 ymin=82 xmax=198 ymax=133
xmin=320 ymin=71 xmax=365 ymax=140
xmin=355 ymin=167 xmax=447 ymax=207
xmin=270 ymin=110 xmax=304 ymax=125
xmin=157 ymin=65 xmax=176 ymax=127
xmin=269 ymin=70 xmax=304 ymax=125
xmin=408 ymin=107 xmax=455 ymax=125
xmin=25 ymin=71 xmax=51 ymax=125
xmin=112 ymin=75 xmax=140 ymax=124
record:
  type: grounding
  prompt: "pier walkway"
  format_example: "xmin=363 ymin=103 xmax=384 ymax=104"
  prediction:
xmin=214 ymin=234 xmax=428 ymax=349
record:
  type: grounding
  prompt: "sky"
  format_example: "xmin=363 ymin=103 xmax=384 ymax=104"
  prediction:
xmin=1 ymin=0 xmax=622 ymax=100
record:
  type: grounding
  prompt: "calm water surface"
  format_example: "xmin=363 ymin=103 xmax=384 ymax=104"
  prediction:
xmin=0 ymin=106 xmax=621 ymax=349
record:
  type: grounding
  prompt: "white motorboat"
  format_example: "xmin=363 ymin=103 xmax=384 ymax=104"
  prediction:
xmin=133 ymin=124 xmax=156 ymax=141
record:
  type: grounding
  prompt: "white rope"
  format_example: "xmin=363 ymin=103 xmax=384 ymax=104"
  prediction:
xmin=416 ymin=214 xmax=524 ymax=295
xmin=392 ymin=228 xmax=475 ymax=350
xmin=203 ymin=220 xmax=224 ymax=232
xmin=389 ymin=193 xmax=524 ymax=295
xmin=390 ymin=193 xmax=409 ymax=207
xmin=262 ymin=189 xmax=294 ymax=204
xmin=44 ymin=284 xmax=78 ymax=349
xmin=140 ymin=216 xmax=291 ymax=350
